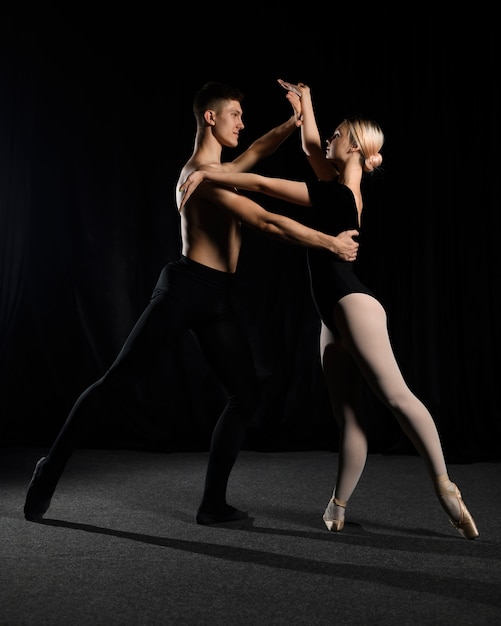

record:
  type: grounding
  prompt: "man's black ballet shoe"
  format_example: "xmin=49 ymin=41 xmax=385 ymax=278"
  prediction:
xmin=24 ymin=457 xmax=54 ymax=522
xmin=195 ymin=505 xmax=248 ymax=526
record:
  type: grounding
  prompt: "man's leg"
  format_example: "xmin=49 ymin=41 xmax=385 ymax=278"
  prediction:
xmin=193 ymin=300 xmax=260 ymax=524
xmin=24 ymin=262 xmax=192 ymax=521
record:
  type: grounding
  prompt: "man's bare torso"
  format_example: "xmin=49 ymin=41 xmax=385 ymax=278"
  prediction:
xmin=176 ymin=160 xmax=242 ymax=273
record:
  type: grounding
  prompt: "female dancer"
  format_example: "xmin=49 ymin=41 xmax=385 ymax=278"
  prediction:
xmin=178 ymin=80 xmax=479 ymax=539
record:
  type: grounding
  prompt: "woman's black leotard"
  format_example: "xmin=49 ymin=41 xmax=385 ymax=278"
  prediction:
xmin=304 ymin=179 xmax=376 ymax=332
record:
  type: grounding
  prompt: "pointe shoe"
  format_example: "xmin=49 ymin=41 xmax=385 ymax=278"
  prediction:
xmin=437 ymin=481 xmax=479 ymax=540
xmin=323 ymin=497 xmax=347 ymax=532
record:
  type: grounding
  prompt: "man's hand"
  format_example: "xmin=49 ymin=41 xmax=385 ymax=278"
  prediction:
xmin=332 ymin=229 xmax=359 ymax=261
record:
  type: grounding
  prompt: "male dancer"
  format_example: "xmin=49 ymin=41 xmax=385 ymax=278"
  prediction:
xmin=24 ymin=81 xmax=359 ymax=525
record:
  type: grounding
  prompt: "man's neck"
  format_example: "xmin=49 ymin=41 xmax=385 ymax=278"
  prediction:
xmin=192 ymin=131 xmax=223 ymax=164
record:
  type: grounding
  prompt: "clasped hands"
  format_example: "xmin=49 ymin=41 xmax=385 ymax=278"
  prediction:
xmin=278 ymin=79 xmax=309 ymax=126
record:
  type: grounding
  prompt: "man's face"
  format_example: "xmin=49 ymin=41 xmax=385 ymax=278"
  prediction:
xmin=211 ymin=100 xmax=245 ymax=148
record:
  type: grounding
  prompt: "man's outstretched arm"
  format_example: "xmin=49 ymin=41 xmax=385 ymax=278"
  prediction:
xmin=200 ymin=185 xmax=359 ymax=262
xmin=227 ymin=106 xmax=301 ymax=174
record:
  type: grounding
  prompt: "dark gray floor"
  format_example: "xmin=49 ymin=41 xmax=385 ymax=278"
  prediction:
xmin=2 ymin=447 xmax=500 ymax=625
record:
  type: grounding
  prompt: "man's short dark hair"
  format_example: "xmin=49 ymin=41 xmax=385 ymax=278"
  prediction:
xmin=193 ymin=82 xmax=245 ymax=117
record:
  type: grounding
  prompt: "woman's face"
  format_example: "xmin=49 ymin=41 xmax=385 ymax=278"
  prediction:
xmin=325 ymin=122 xmax=351 ymax=163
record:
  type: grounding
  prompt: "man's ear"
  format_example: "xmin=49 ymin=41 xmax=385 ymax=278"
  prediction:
xmin=204 ymin=110 xmax=216 ymax=126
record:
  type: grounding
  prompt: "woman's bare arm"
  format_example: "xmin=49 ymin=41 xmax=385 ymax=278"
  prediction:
xmin=179 ymin=170 xmax=311 ymax=211
xmin=179 ymin=171 xmax=359 ymax=261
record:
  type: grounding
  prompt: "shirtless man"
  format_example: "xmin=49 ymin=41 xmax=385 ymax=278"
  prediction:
xmin=24 ymin=81 xmax=359 ymax=525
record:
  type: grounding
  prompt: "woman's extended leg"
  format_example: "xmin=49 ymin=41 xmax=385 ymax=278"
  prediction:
xmin=324 ymin=292 xmax=478 ymax=538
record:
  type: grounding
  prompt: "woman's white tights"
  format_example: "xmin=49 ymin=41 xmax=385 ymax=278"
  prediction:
xmin=321 ymin=293 xmax=461 ymax=522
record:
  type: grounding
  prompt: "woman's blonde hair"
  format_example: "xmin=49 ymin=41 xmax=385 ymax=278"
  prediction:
xmin=344 ymin=117 xmax=384 ymax=173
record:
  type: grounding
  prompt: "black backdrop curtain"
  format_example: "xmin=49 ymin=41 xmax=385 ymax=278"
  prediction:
xmin=1 ymin=3 xmax=499 ymax=461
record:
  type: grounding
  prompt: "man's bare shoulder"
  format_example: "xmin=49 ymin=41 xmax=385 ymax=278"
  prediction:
xmin=176 ymin=159 xmax=233 ymax=211
xmin=179 ymin=160 xmax=223 ymax=180
xmin=178 ymin=159 xmax=239 ymax=184
xmin=176 ymin=159 xmax=236 ymax=210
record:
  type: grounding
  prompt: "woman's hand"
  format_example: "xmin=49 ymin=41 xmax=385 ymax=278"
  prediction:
xmin=178 ymin=170 xmax=207 ymax=211
xmin=277 ymin=79 xmax=302 ymax=96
